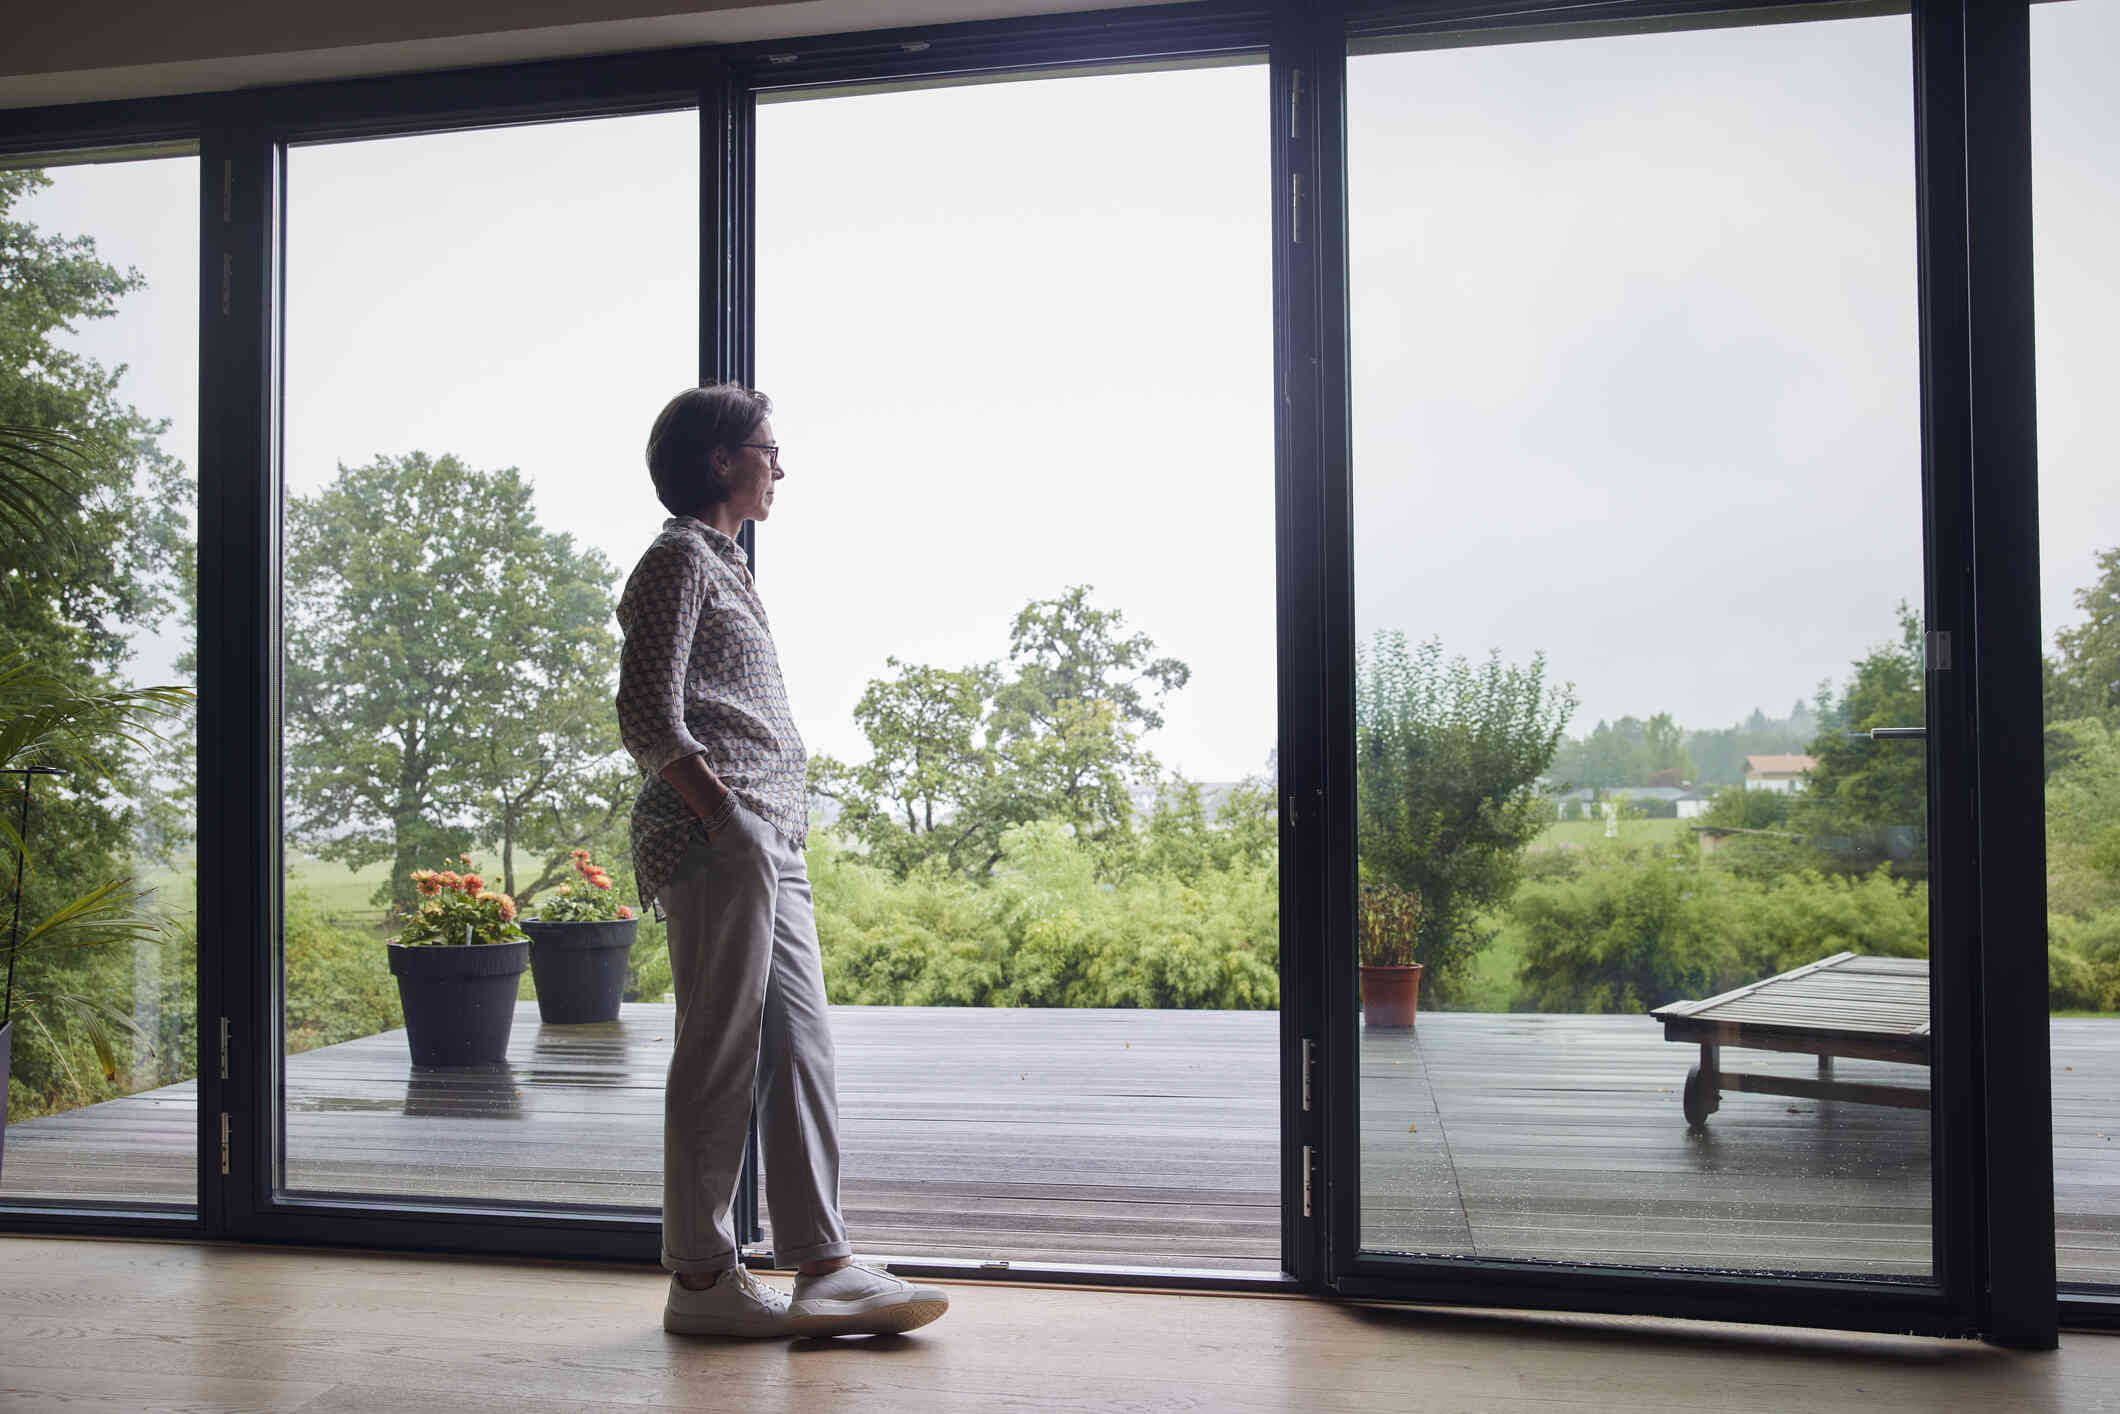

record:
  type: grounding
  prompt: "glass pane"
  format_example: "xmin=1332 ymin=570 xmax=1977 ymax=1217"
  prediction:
xmin=755 ymin=62 xmax=1278 ymax=1270
xmin=1 ymin=153 xmax=199 ymax=1209
xmin=2033 ymin=0 xmax=2120 ymax=1294
xmin=1349 ymin=14 xmax=1934 ymax=1277
xmin=278 ymin=112 xmax=695 ymax=1206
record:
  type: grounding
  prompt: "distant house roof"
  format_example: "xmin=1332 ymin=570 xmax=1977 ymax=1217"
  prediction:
xmin=1745 ymin=754 xmax=1818 ymax=777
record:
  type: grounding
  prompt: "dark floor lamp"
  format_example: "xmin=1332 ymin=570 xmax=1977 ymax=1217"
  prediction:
xmin=2 ymin=765 xmax=65 ymax=1175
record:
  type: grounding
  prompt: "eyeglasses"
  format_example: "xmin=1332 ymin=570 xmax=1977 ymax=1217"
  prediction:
xmin=739 ymin=442 xmax=781 ymax=468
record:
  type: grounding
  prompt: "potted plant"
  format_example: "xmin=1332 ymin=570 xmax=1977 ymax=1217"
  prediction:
xmin=387 ymin=858 xmax=527 ymax=1067
xmin=1357 ymin=878 xmax=1425 ymax=1027
xmin=520 ymin=849 xmax=637 ymax=1024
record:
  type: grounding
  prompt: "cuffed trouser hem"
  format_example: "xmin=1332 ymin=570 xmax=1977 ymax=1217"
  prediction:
xmin=661 ymin=1249 xmax=742 ymax=1275
xmin=773 ymin=1237 xmax=854 ymax=1268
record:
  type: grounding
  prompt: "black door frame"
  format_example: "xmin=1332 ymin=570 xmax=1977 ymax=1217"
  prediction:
xmin=0 ymin=0 xmax=2072 ymax=1342
xmin=1295 ymin=0 xmax=2056 ymax=1345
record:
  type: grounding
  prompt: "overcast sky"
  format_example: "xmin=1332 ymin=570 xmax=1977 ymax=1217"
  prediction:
xmin=19 ymin=0 xmax=2117 ymax=782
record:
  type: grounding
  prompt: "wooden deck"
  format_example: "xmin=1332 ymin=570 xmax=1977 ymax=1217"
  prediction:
xmin=4 ymin=1007 xmax=2116 ymax=1283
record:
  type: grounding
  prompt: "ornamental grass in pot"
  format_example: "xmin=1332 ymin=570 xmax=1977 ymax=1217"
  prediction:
xmin=1357 ymin=878 xmax=1425 ymax=1028
xmin=387 ymin=858 xmax=527 ymax=1067
xmin=520 ymin=849 xmax=638 ymax=1025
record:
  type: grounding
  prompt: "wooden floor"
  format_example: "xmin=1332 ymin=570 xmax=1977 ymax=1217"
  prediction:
xmin=2 ymin=1236 xmax=2116 ymax=1414
xmin=5 ymin=1008 xmax=2117 ymax=1283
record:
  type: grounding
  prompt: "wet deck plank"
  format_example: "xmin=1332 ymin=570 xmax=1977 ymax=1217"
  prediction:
xmin=4 ymin=1008 xmax=2115 ymax=1283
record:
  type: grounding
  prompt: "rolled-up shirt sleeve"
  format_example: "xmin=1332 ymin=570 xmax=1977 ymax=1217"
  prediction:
xmin=615 ymin=539 xmax=711 ymax=775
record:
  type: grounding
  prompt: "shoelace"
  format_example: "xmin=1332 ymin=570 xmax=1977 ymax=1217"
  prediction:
xmin=732 ymin=1267 xmax=785 ymax=1306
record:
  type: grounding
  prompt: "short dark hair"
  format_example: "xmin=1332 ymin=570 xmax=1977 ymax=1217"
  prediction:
xmin=645 ymin=383 xmax=772 ymax=516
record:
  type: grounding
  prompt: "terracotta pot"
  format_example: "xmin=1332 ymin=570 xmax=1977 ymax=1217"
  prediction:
xmin=1359 ymin=963 xmax=1423 ymax=1027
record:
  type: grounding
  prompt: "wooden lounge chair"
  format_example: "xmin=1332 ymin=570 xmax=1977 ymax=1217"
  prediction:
xmin=1649 ymin=952 xmax=1931 ymax=1127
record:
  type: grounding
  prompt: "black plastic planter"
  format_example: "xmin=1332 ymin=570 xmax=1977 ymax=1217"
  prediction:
xmin=521 ymin=919 xmax=637 ymax=1024
xmin=387 ymin=940 xmax=528 ymax=1067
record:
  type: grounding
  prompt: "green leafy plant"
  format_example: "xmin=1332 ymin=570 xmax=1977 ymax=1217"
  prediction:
xmin=1356 ymin=630 xmax=1575 ymax=992
xmin=2 ymin=651 xmax=194 ymax=1084
xmin=1356 ymin=878 xmax=1423 ymax=967
xmin=534 ymin=849 xmax=637 ymax=923
xmin=388 ymin=856 xmax=526 ymax=947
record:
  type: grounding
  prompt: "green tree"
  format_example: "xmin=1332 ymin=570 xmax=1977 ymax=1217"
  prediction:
xmin=1356 ymin=631 xmax=1576 ymax=997
xmin=983 ymin=586 xmax=1189 ymax=855
xmin=809 ymin=658 xmax=997 ymax=877
xmin=2049 ymin=545 xmax=2120 ymax=729
xmin=0 ymin=171 xmax=196 ymax=1111
xmin=1793 ymin=602 xmax=1927 ymax=873
xmin=2045 ymin=717 xmax=2120 ymax=921
xmin=1550 ymin=713 xmax=1694 ymax=789
xmin=282 ymin=452 xmax=621 ymax=913
xmin=818 ymin=587 xmax=1190 ymax=879
xmin=1685 ymin=701 xmax=1819 ymax=787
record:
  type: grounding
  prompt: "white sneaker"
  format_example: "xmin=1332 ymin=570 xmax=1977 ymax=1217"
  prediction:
xmin=788 ymin=1260 xmax=949 ymax=1337
xmin=663 ymin=1265 xmax=792 ymax=1337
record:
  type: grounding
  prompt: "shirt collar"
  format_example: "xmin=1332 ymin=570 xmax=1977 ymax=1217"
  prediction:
xmin=669 ymin=516 xmax=751 ymax=572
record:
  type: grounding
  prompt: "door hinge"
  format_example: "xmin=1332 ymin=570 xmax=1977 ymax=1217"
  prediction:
xmin=1925 ymin=630 xmax=1952 ymax=672
xmin=1302 ymin=1037 xmax=1315 ymax=1112
xmin=218 ymin=1016 xmax=230 ymax=1080
xmin=1302 ymin=1144 xmax=1314 ymax=1218
xmin=1290 ymin=69 xmax=1304 ymax=140
xmin=219 ymin=1112 xmax=231 ymax=1176
xmin=1292 ymin=171 xmax=1305 ymax=246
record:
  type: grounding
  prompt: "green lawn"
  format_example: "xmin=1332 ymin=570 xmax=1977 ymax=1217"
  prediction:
xmin=1530 ymin=817 xmax=1692 ymax=851
xmin=137 ymin=851 xmax=412 ymax=930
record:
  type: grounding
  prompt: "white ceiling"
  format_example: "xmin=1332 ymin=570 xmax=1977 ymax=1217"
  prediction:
xmin=1 ymin=0 xmax=1190 ymax=110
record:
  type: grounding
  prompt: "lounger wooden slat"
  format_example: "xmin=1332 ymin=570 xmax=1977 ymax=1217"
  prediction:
xmin=1650 ymin=953 xmax=1932 ymax=1126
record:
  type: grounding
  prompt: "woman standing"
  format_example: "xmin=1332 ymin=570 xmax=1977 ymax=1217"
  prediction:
xmin=616 ymin=383 xmax=949 ymax=1338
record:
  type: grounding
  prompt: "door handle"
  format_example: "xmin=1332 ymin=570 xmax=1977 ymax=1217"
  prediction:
xmin=1844 ymin=727 xmax=1925 ymax=741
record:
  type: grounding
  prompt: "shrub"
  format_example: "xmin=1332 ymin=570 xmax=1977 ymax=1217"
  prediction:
xmin=284 ymin=888 xmax=401 ymax=1053
xmin=1511 ymin=847 xmax=1738 ymax=1012
xmin=807 ymin=819 xmax=1279 ymax=1010
xmin=2049 ymin=910 xmax=2120 ymax=1012
xmin=1511 ymin=842 xmax=1929 ymax=1013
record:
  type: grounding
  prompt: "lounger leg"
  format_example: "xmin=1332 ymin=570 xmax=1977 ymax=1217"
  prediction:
xmin=1684 ymin=1043 xmax=1722 ymax=1128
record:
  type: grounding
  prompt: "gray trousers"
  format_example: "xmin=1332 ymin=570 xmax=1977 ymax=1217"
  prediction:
xmin=658 ymin=803 xmax=853 ymax=1274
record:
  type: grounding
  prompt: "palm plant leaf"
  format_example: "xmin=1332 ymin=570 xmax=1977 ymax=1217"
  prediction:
xmin=7 ymin=876 xmax=170 ymax=958
xmin=10 ymin=986 xmax=154 ymax=1084
xmin=0 ymin=656 xmax=194 ymax=867
xmin=0 ymin=424 xmax=97 ymax=550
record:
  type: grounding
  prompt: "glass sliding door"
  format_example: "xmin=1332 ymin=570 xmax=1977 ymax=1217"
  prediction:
xmin=276 ymin=112 xmax=696 ymax=1208
xmin=2032 ymin=0 xmax=2120 ymax=1296
xmin=1 ymin=149 xmax=200 ymax=1211
xmin=1345 ymin=10 xmax=1940 ymax=1279
xmin=753 ymin=60 xmax=1280 ymax=1271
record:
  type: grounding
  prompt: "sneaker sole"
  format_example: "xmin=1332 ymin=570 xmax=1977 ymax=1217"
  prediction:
xmin=786 ymin=1295 xmax=949 ymax=1337
xmin=663 ymin=1308 xmax=792 ymax=1337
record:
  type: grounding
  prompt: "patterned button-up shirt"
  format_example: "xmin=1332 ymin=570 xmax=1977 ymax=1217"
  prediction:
xmin=614 ymin=516 xmax=808 ymax=917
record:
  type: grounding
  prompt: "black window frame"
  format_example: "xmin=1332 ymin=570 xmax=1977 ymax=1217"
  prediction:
xmin=0 ymin=0 xmax=2079 ymax=1343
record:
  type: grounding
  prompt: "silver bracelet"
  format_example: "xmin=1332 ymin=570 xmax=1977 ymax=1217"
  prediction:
xmin=701 ymin=793 xmax=739 ymax=835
